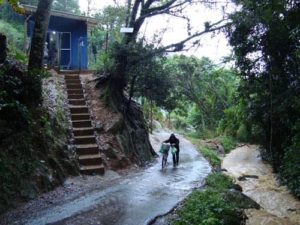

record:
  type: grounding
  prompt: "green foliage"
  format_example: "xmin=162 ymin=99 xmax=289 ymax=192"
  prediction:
xmin=0 ymin=61 xmax=78 ymax=212
xmin=217 ymin=136 xmax=238 ymax=154
xmin=226 ymin=0 xmax=300 ymax=196
xmin=199 ymin=147 xmax=221 ymax=168
xmin=0 ymin=19 xmax=24 ymax=50
xmin=0 ymin=0 xmax=25 ymax=14
xmin=227 ymin=0 xmax=300 ymax=193
xmin=173 ymin=173 xmax=240 ymax=225
xmin=95 ymin=51 xmax=116 ymax=74
xmin=165 ymin=55 xmax=239 ymax=135
xmin=280 ymin=122 xmax=300 ymax=198
xmin=52 ymin=0 xmax=81 ymax=14
xmin=94 ymin=5 xmax=127 ymax=43
xmin=206 ymin=173 xmax=234 ymax=191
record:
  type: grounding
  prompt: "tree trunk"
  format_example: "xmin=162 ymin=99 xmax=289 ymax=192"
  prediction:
xmin=28 ymin=0 xmax=53 ymax=71
xmin=150 ymin=100 xmax=153 ymax=134
xmin=104 ymin=54 xmax=156 ymax=164
xmin=0 ymin=33 xmax=7 ymax=63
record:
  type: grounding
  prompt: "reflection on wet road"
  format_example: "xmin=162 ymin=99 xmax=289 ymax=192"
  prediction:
xmin=14 ymin=131 xmax=211 ymax=225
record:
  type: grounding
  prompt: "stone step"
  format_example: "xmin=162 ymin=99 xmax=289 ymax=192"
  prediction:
xmin=66 ymin=81 xmax=81 ymax=86
xmin=72 ymin=120 xmax=92 ymax=128
xmin=68 ymin=94 xmax=84 ymax=99
xmin=75 ymin=135 xmax=96 ymax=145
xmin=73 ymin=127 xmax=94 ymax=136
xmin=69 ymin=99 xmax=86 ymax=106
xmin=67 ymin=89 xmax=83 ymax=95
xmin=80 ymin=165 xmax=105 ymax=175
xmin=71 ymin=113 xmax=90 ymax=121
xmin=66 ymin=84 xmax=82 ymax=89
xmin=65 ymin=78 xmax=80 ymax=83
xmin=65 ymin=77 xmax=81 ymax=82
xmin=65 ymin=75 xmax=80 ymax=79
xmin=76 ymin=144 xmax=99 ymax=155
xmin=78 ymin=154 xmax=103 ymax=166
xmin=70 ymin=106 xmax=89 ymax=114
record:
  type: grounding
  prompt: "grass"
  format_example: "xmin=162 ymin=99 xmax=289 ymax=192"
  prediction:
xmin=217 ymin=136 xmax=238 ymax=153
xmin=206 ymin=173 xmax=234 ymax=191
xmin=200 ymin=147 xmax=221 ymax=168
xmin=173 ymin=173 xmax=241 ymax=225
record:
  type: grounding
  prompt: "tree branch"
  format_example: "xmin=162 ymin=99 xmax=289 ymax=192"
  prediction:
xmin=161 ymin=19 xmax=230 ymax=52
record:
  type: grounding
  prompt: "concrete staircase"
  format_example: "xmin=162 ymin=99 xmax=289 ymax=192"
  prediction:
xmin=65 ymin=74 xmax=105 ymax=175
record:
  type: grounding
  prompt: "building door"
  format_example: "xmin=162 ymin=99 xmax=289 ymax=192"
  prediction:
xmin=47 ymin=31 xmax=59 ymax=68
xmin=59 ymin=32 xmax=71 ymax=70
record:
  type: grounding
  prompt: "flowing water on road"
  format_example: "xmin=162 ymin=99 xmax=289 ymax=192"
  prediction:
xmin=1 ymin=131 xmax=210 ymax=225
xmin=222 ymin=145 xmax=300 ymax=225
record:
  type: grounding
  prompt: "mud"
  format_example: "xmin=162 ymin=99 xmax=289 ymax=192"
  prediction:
xmin=222 ymin=145 xmax=300 ymax=225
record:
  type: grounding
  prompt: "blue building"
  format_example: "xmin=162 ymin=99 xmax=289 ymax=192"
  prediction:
xmin=23 ymin=5 xmax=97 ymax=70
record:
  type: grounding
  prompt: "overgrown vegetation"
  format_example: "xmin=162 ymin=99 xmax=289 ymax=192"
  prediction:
xmin=173 ymin=173 xmax=245 ymax=225
xmin=217 ymin=136 xmax=238 ymax=154
xmin=199 ymin=147 xmax=221 ymax=168
xmin=0 ymin=34 xmax=78 ymax=213
xmin=227 ymin=0 xmax=300 ymax=197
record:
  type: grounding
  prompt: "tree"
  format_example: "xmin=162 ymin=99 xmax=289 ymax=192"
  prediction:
xmin=227 ymin=0 xmax=300 ymax=196
xmin=94 ymin=0 xmax=230 ymax=163
xmin=28 ymin=0 xmax=53 ymax=71
xmin=165 ymin=55 xmax=238 ymax=132
xmin=52 ymin=0 xmax=80 ymax=14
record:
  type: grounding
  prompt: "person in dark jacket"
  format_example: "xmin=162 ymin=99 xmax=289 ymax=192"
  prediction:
xmin=164 ymin=133 xmax=180 ymax=166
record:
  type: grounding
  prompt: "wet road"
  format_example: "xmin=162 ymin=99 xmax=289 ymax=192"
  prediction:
xmin=6 ymin=131 xmax=211 ymax=225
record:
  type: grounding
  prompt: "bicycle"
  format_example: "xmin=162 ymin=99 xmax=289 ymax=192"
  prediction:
xmin=160 ymin=143 xmax=170 ymax=169
xmin=160 ymin=143 xmax=177 ymax=169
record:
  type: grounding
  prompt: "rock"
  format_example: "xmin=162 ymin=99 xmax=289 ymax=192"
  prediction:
xmin=105 ymin=116 xmax=123 ymax=134
xmin=238 ymin=176 xmax=247 ymax=181
xmin=223 ymin=189 xmax=261 ymax=210
xmin=221 ymin=168 xmax=228 ymax=172
xmin=95 ymin=122 xmax=103 ymax=132
xmin=216 ymin=144 xmax=225 ymax=155
xmin=231 ymin=184 xmax=243 ymax=192
xmin=101 ymin=144 xmax=118 ymax=159
xmin=238 ymin=175 xmax=259 ymax=181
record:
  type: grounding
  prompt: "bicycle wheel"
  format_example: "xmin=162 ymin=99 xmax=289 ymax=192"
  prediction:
xmin=162 ymin=154 xmax=167 ymax=169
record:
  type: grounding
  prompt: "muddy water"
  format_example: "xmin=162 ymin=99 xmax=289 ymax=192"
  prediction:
xmin=222 ymin=145 xmax=300 ymax=225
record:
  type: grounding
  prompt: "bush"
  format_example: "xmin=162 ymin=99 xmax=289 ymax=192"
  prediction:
xmin=173 ymin=173 xmax=240 ymax=225
xmin=280 ymin=128 xmax=300 ymax=198
xmin=0 ymin=19 xmax=24 ymax=50
xmin=206 ymin=173 xmax=234 ymax=191
xmin=200 ymin=147 xmax=221 ymax=168
xmin=281 ymin=147 xmax=300 ymax=198
xmin=218 ymin=136 xmax=238 ymax=154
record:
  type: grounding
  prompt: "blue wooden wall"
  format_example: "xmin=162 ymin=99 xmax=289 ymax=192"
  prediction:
xmin=28 ymin=15 xmax=88 ymax=70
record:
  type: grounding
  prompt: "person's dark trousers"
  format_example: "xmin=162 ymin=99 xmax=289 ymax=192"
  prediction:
xmin=172 ymin=153 xmax=176 ymax=166
xmin=176 ymin=149 xmax=180 ymax=165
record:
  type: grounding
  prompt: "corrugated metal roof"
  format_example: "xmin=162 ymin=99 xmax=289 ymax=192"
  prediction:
xmin=22 ymin=4 xmax=98 ymax=26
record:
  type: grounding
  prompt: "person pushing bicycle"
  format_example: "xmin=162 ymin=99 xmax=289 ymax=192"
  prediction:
xmin=163 ymin=133 xmax=180 ymax=167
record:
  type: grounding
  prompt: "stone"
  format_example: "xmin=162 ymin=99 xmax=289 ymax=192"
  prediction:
xmin=238 ymin=175 xmax=259 ymax=181
xmin=231 ymin=183 xmax=243 ymax=192
xmin=95 ymin=122 xmax=103 ymax=131
xmin=223 ymin=189 xmax=261 ymax=210
xmin=105 ymin=116 xmax=123 ymax=134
